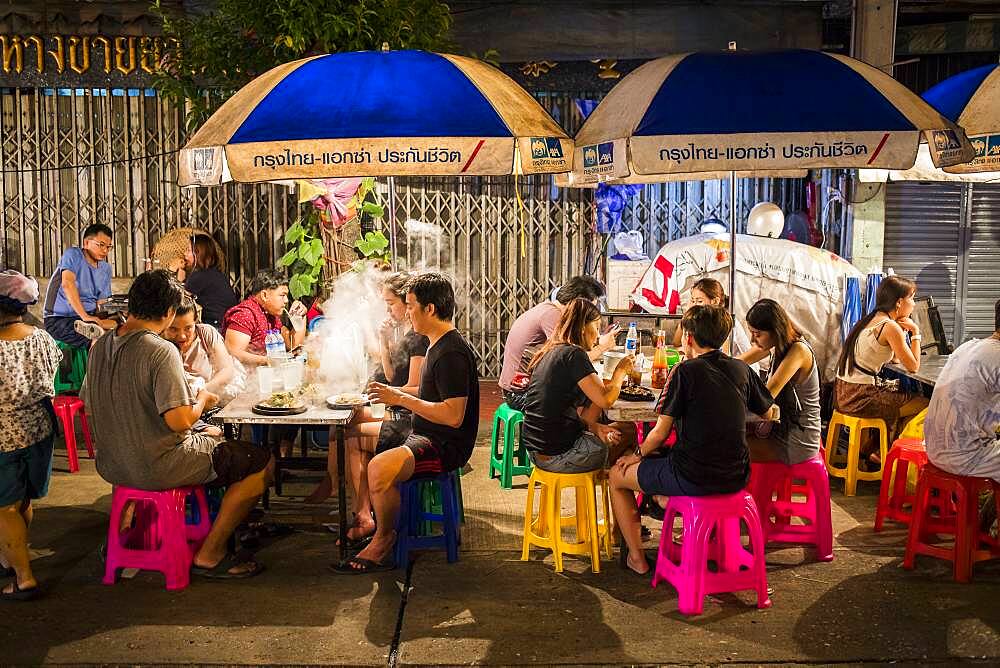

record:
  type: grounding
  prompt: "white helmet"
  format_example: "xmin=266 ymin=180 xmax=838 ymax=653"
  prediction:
xmin=746 ymin=202 xmax=785 ymax=238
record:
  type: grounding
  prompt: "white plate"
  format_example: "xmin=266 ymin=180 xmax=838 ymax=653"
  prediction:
xmin=325 ymin=393 xmax=369 ymax=408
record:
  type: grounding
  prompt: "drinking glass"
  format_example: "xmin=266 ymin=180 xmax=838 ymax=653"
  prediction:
xmin=370 ymin=403 xmax=386 ymax=419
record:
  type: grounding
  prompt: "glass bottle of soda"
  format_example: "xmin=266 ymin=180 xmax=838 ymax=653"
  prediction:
xmin=651 ymin=329 xmax=669 ymax=389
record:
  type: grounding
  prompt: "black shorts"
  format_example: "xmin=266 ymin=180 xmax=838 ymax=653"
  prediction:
xmin=503 ymin=389 xmax=528 ymax=413
xmin=209 ymin=441 xmax=272 ymax=487
xmin=635 ymin=449 xmax=733 ymax=497
xmin=403 ymin=434 xmax=445 ymax=477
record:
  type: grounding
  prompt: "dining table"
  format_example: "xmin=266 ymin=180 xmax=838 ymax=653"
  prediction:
xmin=217 ymin=391 xmax=358 ymax=566
xmin=885 ymin=353 xmax=950 ymax=388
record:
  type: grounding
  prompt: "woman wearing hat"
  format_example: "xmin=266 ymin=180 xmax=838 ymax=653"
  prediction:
xmin=0 ymin=270 xmax=62 ymax=601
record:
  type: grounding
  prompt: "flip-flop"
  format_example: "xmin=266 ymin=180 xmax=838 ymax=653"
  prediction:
xmin=1 ymin=580 xmax=41 ymax=602
xmin=329 ymin=556 xmax=396 ymax=575
xmin=618 ymin=547 xmax=651 ymax=577
xmin=191 ymin=553 xmax=266 ymax=580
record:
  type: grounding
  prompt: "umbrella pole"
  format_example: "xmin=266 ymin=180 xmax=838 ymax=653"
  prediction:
xmin=387 ymin=175 xmax=398 ymax=270
xmin=728 ymin=171 xmax=737 ymax=349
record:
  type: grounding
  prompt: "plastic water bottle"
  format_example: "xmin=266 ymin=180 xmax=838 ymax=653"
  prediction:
xmin=265 ymin=329 xmax=285 ymax=364
xmin=625 ymin=322 xmax=639 ymax=354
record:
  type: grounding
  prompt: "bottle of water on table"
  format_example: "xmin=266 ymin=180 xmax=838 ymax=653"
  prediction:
xmin=265 ymin=329 xmax=285 ymax=365
xmin=625 ymin=321 xmax=639 ymax=354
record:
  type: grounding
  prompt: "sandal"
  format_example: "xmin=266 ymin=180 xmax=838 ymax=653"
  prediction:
xmin=1 ymin=580 xmax=41 ymax=602
xmin=329 ymin=556 xmax=396 ymax=575
xmin=618 ymin=547 xmax=651 ymax=577
xmin=191 ymin=553 xmax=266 ymax=580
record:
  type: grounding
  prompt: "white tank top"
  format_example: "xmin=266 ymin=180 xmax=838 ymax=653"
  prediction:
xmin=837 ymin=319 xmax=894 ymax=386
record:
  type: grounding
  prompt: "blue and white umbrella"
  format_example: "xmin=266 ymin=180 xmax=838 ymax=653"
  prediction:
xmin=843 ymin=276 xmax=863 ymax=343
xmin=570 ymin=49 xmax=974 ymax=184
xmin=861 ymin=64 xmax=1000 ymax=182
xmin=565 ymin=48 xmax=975 ymax=324
xmin=179 ymin=50 xmax=572 ymax=186
xmin=864 ymin=272 xmax=883 ymax=315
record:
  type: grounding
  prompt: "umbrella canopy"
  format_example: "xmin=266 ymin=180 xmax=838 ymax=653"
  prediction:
xmin=571 ymin=49 xmax=975 ymax=184
xmin=179 ymin=50 xmax=571 ymax=186
xmin=860 ymin=64 xmax=1000 ymax=182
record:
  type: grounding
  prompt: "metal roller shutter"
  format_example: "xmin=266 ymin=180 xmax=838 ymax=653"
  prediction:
xmin=883 ymin=182 xmax=964 ymax=344
xmin=966 ymin=184 xmax=1000 ymax=340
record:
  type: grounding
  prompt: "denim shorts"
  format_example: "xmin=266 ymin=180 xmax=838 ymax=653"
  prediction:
xmin=0 ymin=435 xmax=55 ymax=507
xmin=531 ymin=431 xmax=608 ymax=474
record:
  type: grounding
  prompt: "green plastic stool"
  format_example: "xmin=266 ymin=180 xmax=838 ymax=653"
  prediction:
xmin=489 ymin=403 xmax=532 ymax=489
xmin=418 ymin=471 xmax=465 ymax=537
xmin=54 ymin=342 xmax=88 ymax=394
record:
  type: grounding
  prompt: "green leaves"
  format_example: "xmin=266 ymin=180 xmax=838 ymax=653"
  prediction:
xmin=284 ymin=221 xmax=306 ymax=244
xmin=300 ymin=238 xmax=325 ymax=266
xmin=151 ymin=0 xmax=453 ymax=129
xmin=289 ymin=273 xmax=315 ymax=300
xmin=361 ymin=201 xmax=384 ymax=218
xmin=278 ymin=248 xmax=298 ymax=267
xmin=355 ymin=231 xmax=391 ymax=265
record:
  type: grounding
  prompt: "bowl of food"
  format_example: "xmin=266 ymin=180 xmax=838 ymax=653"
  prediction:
xmin=326 ymin=392 xmax=369 ymax=409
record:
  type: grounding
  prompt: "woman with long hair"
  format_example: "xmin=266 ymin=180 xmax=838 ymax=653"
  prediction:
xmin=520 ymin=298 xmax=636 ymax=474
xmin=739 ymin=299 xmax=821 ymax=464
xmin=835 ymin=276 xmax=928 ymax=453
xmin=185 ymin=234 xmax=238 ymax=329
xmin=672 ymin=277 xmax=753 ymax=357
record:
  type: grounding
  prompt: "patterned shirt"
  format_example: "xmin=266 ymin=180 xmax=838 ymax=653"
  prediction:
xmin=0 ymin=328 xmax=63 ymax=452
xmin=221 ymin=297 xmax=281 ymax=355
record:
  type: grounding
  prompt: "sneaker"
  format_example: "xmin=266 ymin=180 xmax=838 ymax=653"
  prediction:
xmin=74 ymin=320 xmax=105 ymax=341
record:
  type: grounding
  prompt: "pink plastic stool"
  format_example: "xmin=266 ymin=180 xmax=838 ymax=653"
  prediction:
xmin=749 ymin=455 xmax=834 ymax=562
xmin=103 ymin=485 xmax=212 ymax=590
xmin=52 ymin=395 xmax=94 ymax=473
xmin=652 ymin=491 xmax=772 ymax=616
xmin=874 ymin=438 xmax=928 ymax=531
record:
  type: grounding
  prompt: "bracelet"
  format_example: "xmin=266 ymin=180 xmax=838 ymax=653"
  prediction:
xmin=911 ymin=334 xmax=923 ymax=342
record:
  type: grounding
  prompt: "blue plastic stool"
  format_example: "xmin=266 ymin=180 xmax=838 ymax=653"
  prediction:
xmin=395 ymin=471 xmax=461 ymax=566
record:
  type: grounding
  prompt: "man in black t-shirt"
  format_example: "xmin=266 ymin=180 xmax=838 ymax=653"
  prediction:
xmin=335 ymin=273 xmax=479 ymax=574
xmin=608 ymin=305 xmax=776 ymax=576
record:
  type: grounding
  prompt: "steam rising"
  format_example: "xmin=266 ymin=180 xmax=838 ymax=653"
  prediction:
xmin=306 ymin=268 xmax=388 ymax=396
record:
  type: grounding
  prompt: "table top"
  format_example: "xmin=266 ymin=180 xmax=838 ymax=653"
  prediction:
xmin=606 ymin=399 xmax=659 ymax=423
xmin=217 ymin=392 xmax=356 ymax=425
xmin=885 ymin=353 xmax=950 ymax=387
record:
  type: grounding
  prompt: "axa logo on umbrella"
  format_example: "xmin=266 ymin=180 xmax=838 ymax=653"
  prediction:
xmin=530 ymin=137 xmax=564 ymax=160
xmin=528 ymin=137 xmax=568 ymax=169
xmin=582 ymin=142 xmax=615 ymax=173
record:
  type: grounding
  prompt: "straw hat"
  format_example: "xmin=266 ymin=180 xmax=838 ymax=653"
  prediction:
xmin=150 ymin=228 xmax=225 ymax=273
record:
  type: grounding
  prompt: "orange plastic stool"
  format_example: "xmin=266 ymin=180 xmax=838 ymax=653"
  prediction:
xmin=53 ymin=395 xmax=94 ymax=473
xmin=903 ymin=464 xmax=1000 ymax=583
xmin=874 ymin=438 xmax=929 ymax=531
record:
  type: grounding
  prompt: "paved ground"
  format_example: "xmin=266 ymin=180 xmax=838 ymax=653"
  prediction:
xmin=5 ymin=387 xmax=1000 ymax=666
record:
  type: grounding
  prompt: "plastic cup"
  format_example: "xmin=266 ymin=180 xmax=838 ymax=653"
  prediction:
xmin=281 ymin=360 xmax=303 ymax=390
xmin=257 ymin=366 xmax=274 ymax=395
xmin=370 ymin=403 xmax=386 ymax=419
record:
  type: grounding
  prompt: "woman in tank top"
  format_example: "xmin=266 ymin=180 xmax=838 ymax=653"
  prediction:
xmin=834 ymin=275 xmax=928 ymax=454
xmin=739 ymin=299 xmax=821 ymax=464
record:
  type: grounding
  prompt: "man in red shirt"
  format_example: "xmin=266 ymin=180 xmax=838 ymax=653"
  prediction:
xmin=221 ymin=270 xmax=306 ymax=367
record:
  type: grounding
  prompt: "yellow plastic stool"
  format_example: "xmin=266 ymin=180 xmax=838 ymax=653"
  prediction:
xmin=824 ymin=411 xmax=889 ymax=496
xmin=520 ymin=467 xmax=613 ymax=572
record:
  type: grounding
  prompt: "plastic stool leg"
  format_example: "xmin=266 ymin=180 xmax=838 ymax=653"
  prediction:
xmin=845 ymin=425 xmax=861 ymax=496
xmin=521 ymin=475 xmax=537 ymax=561
xmin=58 ymin=406 xmax=80 ymax=474
xmin=78 ymin=409 xmax=95 ymax=458
xmin=501 ymin=420 xmax=515 ymax=490
xmin=441 ymin=475 xmax=460 ymax=563
xmin=489 ymin=413 xmax=502 ymax=480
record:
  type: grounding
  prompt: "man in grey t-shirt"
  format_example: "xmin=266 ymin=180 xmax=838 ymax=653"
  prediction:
xmin=499 ymin=275 xmax=618 ymax=411
xmin=82 ymin=270 xmax=272 ymax=580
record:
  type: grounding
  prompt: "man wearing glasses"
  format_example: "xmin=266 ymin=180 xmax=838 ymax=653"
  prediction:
xmin=43 ymin=223 xmax=116 ymax=349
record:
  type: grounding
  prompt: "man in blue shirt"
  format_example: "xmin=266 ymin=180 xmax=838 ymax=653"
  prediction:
xmin=43 ymin=224 xmax=116 ymax=348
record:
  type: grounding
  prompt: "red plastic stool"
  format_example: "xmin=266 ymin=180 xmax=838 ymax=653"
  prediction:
xmin=749 ymin=455 xmax=834 ymax=562
xmin=52 ymin=395 xmax=94 ymax=473
xmin=651 ymin=491 xmax=772 ymax=616
xmin=903 ymin=464 xmax=1000 ymax=583
xmin=103 ymin=485 xmax=212 ymax=590
xmin=874 ymin=438 xmax=929 ymax=531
